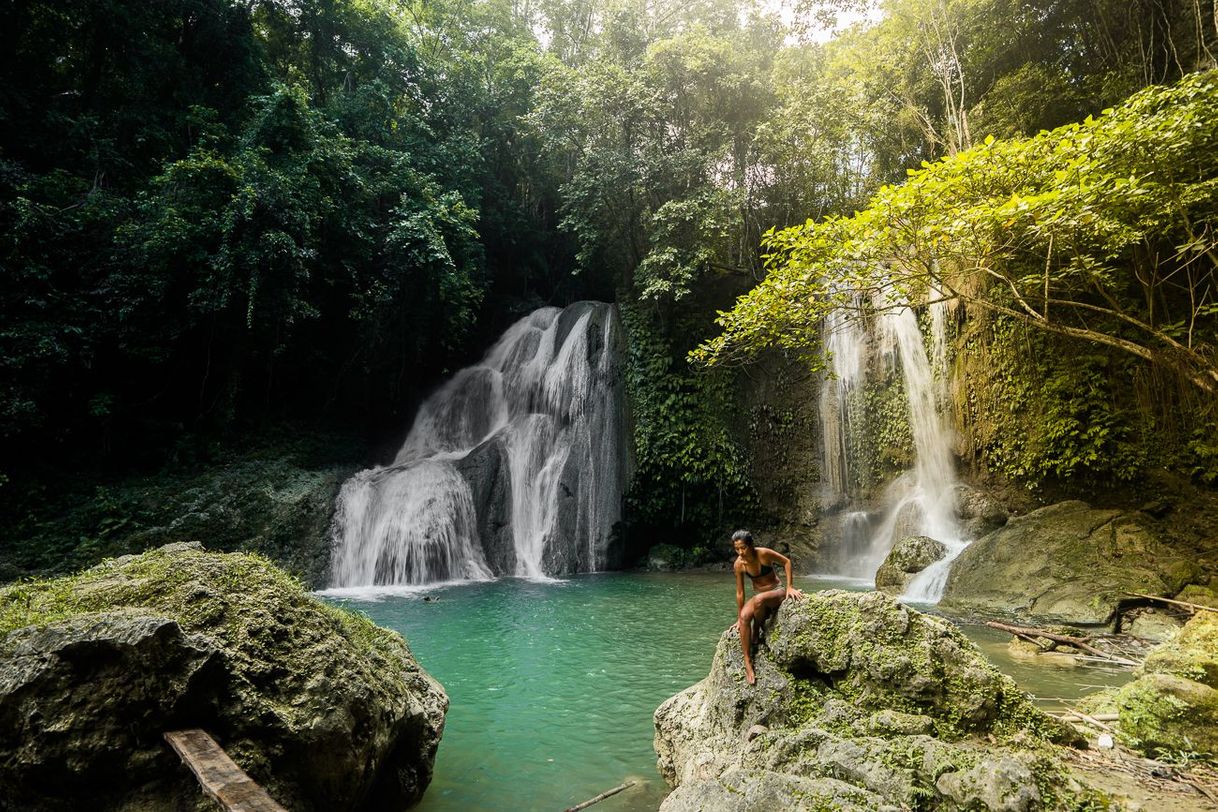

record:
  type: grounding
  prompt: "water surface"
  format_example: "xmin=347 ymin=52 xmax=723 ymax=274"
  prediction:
xmin=323 ymin=573 xmax=1130 ymax=811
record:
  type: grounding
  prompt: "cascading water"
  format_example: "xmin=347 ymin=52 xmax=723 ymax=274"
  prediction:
xmin=816 ymin=294 xmax=967 ymax=601
xmin=820 ymin=303 xmax=867 ymax=506
xmin=329 ymin=302 xmax=629 ymax=587
xmin=875 ymin=304 xmax=966 ymax=601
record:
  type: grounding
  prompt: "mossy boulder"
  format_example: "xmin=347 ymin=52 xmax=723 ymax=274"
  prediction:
xmin=1114 ymin=674 xmax=1218 ymax=758
xmin=654 ymin=590 xmax=1101 ymax=811
xmin=1100 ymin=611 xmax=1218 ymax=759
xmin=940 ymin=501 xmax=1200 ymax=628
xmin=1176 ymin=582 xmax=1218 ymax=609
xmin=874 ymin=535 xmax=947 ymax=594
xmin=1145 ymin=611 xmax=1218 ymax=688
xmin=0 ymin=543 xmax=447 ymax=811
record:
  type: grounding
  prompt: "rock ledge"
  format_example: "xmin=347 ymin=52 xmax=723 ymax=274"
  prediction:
xmin=654 ymin=590 xmax=1103 ymax=811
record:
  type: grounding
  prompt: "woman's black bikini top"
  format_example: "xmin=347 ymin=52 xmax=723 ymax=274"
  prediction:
xmin=746 ymin=562 xmax=776 ymax=581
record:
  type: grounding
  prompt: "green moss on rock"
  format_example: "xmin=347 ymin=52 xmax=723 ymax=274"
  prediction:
xmin=1115 ymin=674 xmax=1218 ymax=757
xmin=0 ymin=543 xmax=447 ymax=811
xmin=654 ymin=590 xmax=1103 ymax=811
xmin=1141 ymin=611 xmax=1218 ymax=688
xmin=1101 ymin=611 xmax=1218 ymax=760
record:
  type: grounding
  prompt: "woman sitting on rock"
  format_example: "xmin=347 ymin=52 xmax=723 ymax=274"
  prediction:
xmin=731 ymin=529 xmax=803 ymax=684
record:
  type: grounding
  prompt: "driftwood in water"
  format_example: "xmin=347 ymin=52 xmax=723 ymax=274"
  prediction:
xmin=984 ymin=620 xmax=1139 ymax=666
xmin=164 ymin=730 xmax=286 ymax=812
xmin=565 ymin=780 xmax=636 ymax=812
xmin=1123 ymin=591 xmax=1218 ymax=615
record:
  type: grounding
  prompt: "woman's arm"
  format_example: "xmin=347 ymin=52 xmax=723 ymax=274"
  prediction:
xmin=734 ymin=564 xmax=745 ymax=612
xmin=762 ymin=548 xmax=803 ymax=598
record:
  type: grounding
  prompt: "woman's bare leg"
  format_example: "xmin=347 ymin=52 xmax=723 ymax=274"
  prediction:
xmin=741 ymin=589 xmax=787 ymax=684
xmin=738 ymin=600 xmax=757 ymax=684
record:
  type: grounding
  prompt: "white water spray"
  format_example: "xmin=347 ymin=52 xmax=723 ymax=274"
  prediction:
xmin=817 ymin=292 xmax=967 ymax=601
xmin=875 ymin=304 xmax=966 ymax=601
xmin=820 ymin=303 xmax=868 ymax=505
xmin=329 ymin=303 xmax=628 ymax=587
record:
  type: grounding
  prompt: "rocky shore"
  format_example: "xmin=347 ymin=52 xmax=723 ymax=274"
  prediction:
xmin=0 ymin=543 xmax=446 ymax=811
xmin=654 ymin=589 xmax=1101 ymax=811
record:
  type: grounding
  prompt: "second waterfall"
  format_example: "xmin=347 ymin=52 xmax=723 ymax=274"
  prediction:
xmin=818 ymin=295 xmax=967 ymax=601
xmin=329 ymin=302 xmax=630 ymax=587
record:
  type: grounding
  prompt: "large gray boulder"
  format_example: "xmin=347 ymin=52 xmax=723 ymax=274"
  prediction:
xmin=0 ymin=543 xmax=447 ymax=811
xmin=654 ymin=590 xmax=1101 ymax=811
xmin=940 ymin=501 xmax=1200 ymax=627
xmin=874 ymin=535 xmax=947 ymax=594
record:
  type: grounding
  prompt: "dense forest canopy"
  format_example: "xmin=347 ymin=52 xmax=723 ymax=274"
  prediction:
xmin=2 ymin=0 xmax=1216 ymax=533
xmin=695 ymin=75 xmax=1218 ymax=390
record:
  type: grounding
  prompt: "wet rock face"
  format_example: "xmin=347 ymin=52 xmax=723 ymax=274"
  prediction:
xmin=0 ymin=614 xmax=224 ymax=805
xmin=654 ymin=590 xmax=1096 ymax=811
xmin=0 ymin=544 xmax=448 ymax=811
xmin=454 ymin=436 xmax=516 ymax=573
xmin=940 ymin=500 xmax=1201 ymax=628
xmin=874 ymin=535 xmax=947 ymax=594
xmin=954 ymin=485 xmax=1009 ymax=540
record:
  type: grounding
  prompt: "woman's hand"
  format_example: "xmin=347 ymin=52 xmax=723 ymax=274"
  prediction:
xmin=787 ymin=587 xmax=805 ymax=601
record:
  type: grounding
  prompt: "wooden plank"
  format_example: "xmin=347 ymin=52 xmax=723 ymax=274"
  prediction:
xmin=164 ymin=729 xmax=287 ymax=812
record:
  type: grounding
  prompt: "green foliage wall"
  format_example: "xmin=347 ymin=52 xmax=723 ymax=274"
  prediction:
xmin=955 ymin=313 xmax=1218 ymax=486
xmin=619 ymin=302 xmax=755 ymax=545
xmin=5 ymin=0 xmax=1217 ymax=539
xmin=0 ymin=0 xmax=569 ymax=468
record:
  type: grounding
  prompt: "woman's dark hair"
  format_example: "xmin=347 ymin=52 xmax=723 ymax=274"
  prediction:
xmin=731 ymin=529 xmax=754 ymax=547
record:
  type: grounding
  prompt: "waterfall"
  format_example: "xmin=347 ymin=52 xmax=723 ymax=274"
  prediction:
xmin=329 ymin=302 xmax=629 ymax=587
xmin=875 ymin=304 xmax=967 ymax=600
xmin=817 ymin=294 xmax=966 ymax=601
xmin=820 ymin=303 xmax=867 ymax=505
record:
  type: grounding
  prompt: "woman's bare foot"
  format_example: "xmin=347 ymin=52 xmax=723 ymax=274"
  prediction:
xmin=745 ymin=662 xmax=756 ymax=684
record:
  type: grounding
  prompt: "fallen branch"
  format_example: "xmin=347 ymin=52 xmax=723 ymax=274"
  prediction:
xmin=1073 ymin=654 xmax=1139 ymax=667
xmin=1071 ymin=711 xmax=1116 ymax=733
xmin=984 ymin=621 xmax=1139 ymax=666
xmin=565 ymin=781 xmax=636 ymax=812
xmin=1123 ymin=592 xmax=1218 ymax=615
xmin=1053 ymin=712 xmax=1119 ymax=723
